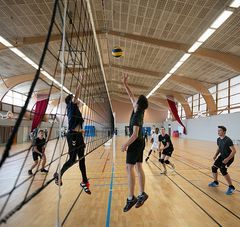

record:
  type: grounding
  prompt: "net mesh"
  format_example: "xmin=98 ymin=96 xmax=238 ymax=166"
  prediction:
xmin=0 ymin=0 xmax=114 ymax=223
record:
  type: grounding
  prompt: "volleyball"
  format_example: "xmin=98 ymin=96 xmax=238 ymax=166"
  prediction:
xmin=112 ymin=47 xmax=123 ymax=58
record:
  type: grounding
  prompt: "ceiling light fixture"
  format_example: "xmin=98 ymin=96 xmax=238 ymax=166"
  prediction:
xmin=188 ymin=41 xmax=203 ymax=53
xmin=147 ymin=6 xmax=236 ymax=98
xmin=210 ymin=10 xmax=233 ymax=29
xmin=198 ymin=28 xmax=216 ymax=42
xmin=229 ymin=0 xmax=240 ymax=8
xmin=0 ymin=35 xmax=85 ymax=104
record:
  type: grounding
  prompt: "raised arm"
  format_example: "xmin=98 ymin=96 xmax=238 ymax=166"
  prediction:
xmin=73 ymin=84 xmax=81 ymax=103
xmin=122 ymin=73 xmax=136 ymax=107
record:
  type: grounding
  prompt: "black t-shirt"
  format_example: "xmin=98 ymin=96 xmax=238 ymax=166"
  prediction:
xmin=67 ymin=102 xmax=84 ymax=131
xmin=34 ymin=138 xmax=46 ymax=153
xmin=158 ymin=134 xmax=173 ymax=151
xmin=217 ymin=136 xmax=233 ymax=159
xmin=129 ymin=109 xmax=144 ymax=138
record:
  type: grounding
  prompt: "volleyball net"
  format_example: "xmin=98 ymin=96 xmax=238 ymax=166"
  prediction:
xmin=0 ymin=0 xmax=114 ymax=223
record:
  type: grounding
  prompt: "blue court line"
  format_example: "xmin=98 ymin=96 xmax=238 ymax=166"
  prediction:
xmin=106 ymin=164 xmax=114 ymax=227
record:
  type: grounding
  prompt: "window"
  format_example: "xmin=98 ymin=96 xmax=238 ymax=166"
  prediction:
xmin=2 ymin=90 xmax=27 ymax=107
xmin=209 ymin=85 xmax=217 ymax=101
xmin=187 ymin=96 xmax=192 ymax=110
xmin=217 ymin=80 xmax=229 ymax=114
xmin=193 ymin=94 xmax=199 ymax=115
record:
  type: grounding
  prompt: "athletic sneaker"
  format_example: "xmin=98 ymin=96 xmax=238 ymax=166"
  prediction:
xmin=80 ymin=182 xmax=91 ymax=195
xmin=40 ymin=168 xmax=49 ymax=173
xmin=53 ymin=172 xmax=62 ymax=186
xmin=145 ymin=157 xmax=149 ymax=162
xmin=208 ymin=181 xmax=219 ymax=187
xmin=123 ymin=196 xmax=137 ymax=212
xmin=225 ymin=186 xmax=235 ymax=195
xmin=135 ymin=192 xmax=148 ymax=208
xmin=28 ymin=170 xmax=33 ymax=175
xmin=160 ymin=170 xmax=167 ymax=175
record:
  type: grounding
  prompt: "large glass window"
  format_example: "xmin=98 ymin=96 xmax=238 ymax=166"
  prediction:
xmin=179 ymin=75 xmax=240 ymax=118
xmin=230 ymin=75 xmax=240 ymax=113
xmin=217 ymin=80 xmax=229 ymax=114
xmin=2 ymin=90 xmax=27 ymax=107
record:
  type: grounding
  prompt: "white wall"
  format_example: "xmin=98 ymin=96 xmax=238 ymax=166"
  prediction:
xmin=165 ymin=112 xmax=240 ymax=142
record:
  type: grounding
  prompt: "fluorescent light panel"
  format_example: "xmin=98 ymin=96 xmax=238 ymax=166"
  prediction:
xmin=173 ymin=61 xmax=184 ymax=69
xmin=210 ymin=10 xmax=233 ymax=29
xmin=146 ymin=8 xmax=234 ymax=98
xmin=0 ymin=36 xmax=13 ymax=47
xmin=198 ymin=28 xmax=216 ymax=42
xmin=179 ymin=53 xmax=191 ymax=62
xmin=188 ymin=41 xmax=202 ymax=53
xmin=0 ymin=35 xmax=85 ymax=104
xmin=230 ymin=0 xmax=240 ymax=8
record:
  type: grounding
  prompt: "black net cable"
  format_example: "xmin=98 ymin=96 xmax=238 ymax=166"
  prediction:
xmin=0 ymin=0 xmax=114 ymax=224
xmin=0 ymin=0 xmax=59 ymax=168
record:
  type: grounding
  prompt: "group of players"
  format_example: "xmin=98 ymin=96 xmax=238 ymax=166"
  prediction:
xmin=27 ymin=73 xmax=237 ymax=212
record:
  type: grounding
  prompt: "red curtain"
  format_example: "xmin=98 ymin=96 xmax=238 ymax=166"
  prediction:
xmin=31 ymin=94 xmax=49 ymax=131
xmin=167 ymin=97 xmax=186 ymax=134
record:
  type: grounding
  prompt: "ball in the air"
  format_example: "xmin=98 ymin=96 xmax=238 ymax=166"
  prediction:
xmin=112 ymin=47 xmax=123 ymax=58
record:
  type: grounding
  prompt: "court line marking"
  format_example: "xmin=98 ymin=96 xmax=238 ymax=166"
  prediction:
xmin=146 ymin=155 xmax=222 ymax=226
xmin=149 ymin=153 xmax=240 ymax=222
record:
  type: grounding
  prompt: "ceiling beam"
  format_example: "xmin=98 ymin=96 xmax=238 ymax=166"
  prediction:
xmin=111 ymin=94 xmax=166 ymax=111
xmin=111 ymin=91 xmax=168 ymax=110
xmin=5 ymin=30 xmax=240 ymax=72
xmin=109 ymin=63 xmax=161 ymax=79
xmin=108 ymin=64 xmax=216 ymax=85
xmin=152 ymin=90 xmax=192 ymax=118
xmin=171 ymin=75 xmax=217 ymax=115
xmin=107 ymin=30 xmax=240 ymax=72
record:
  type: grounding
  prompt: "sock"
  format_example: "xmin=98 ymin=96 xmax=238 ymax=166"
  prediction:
xmin=128 ymin=196 xmax=133 ymax=200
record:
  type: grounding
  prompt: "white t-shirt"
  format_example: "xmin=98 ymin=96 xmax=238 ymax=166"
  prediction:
xmin=151 ymin=133 xmax=160 ymax=148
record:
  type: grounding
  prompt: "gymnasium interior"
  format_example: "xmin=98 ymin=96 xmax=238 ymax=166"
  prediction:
xmin=0 ymin=0 xmax=240 ymax=226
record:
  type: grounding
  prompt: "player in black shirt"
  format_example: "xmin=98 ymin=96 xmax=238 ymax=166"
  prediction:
xmin=208 ymin=126 xmax=236 ymax=195
xmin=28 ymin=130 xmax=48 ymax=175
xmin=53 ymin=84 xmax=90 ymax=194
xmin=158 ymin=127 xmax=175 ymax=174
xmin=121 ymin=73 xmax=149 ymax=212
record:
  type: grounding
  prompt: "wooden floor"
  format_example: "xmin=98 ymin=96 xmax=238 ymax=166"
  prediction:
xmin=1 ymin=136 xmax=240 ymax=227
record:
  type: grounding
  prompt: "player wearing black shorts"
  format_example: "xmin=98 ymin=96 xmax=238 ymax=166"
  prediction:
xmin=158 ymin=127 xmax=175 ymax=174
xmin=54 ymin=84 xmax=91 ymax=194
xmin=121 ymin=73 xmax=149 ymax=212
xmin=28 ymin=130 xmax=48 ymax=175
xmin=208 ymin=126 xmax=236 ymax=195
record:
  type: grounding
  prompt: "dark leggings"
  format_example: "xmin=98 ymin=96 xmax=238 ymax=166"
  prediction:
xmin=61 ymin=131 xmax=88 ymax=183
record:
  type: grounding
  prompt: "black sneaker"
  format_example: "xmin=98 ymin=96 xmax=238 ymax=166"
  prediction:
xmin=53 ymin=172 xmax=62 ymax=186
xmin=135 ymin=192 xmax=148 ymax=208
xmin=123 ymin=196 xmax=137 ymax=212
xmin=145 ymin=157 xmax=149 ymax=162
xmin=80 ymin=182 xmax=91 ymax=195
xmin=28 ymin=170 xmax=33 ymax=175
xmin=41 ymin=168 xmax=49 ymax=173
